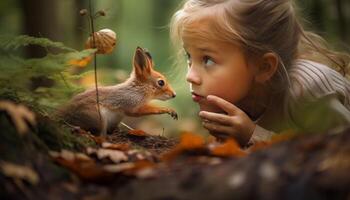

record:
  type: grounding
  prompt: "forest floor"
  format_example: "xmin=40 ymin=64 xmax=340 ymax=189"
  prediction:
xmin=0 ymin=103 xmax=350 ymax=200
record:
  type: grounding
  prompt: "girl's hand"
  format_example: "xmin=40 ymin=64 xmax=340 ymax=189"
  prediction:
xmin=199 ymin=95 xmax=256 ymax=146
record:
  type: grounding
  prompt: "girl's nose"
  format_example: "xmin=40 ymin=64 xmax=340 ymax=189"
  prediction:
xmin=186 ymin=66 xmax=201 ymax=85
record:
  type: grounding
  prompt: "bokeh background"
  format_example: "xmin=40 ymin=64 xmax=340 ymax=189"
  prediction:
xmin=0 ymin=0 xmax=349 ymax=137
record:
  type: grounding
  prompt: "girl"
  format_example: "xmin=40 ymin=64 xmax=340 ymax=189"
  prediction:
xmin=170 ymin=0 xmax=350 ymax=146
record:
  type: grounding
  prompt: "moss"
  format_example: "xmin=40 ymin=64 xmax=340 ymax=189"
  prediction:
xmin=35 ymin=115 xmax=97 ymax=151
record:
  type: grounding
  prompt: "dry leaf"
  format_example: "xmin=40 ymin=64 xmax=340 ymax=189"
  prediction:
xmin=103 ymin=163 xmax=135 ymax=173
xmin=210 ymin=139 xmax=247 ymax=157
xmin=51 ymin=151 xmax=112 ymax=182
xmin=248 ymin=141 xmax=272 ymax=152
xmin=101 ymin=142 xmax=130 ymax=151
xmin=68 ymin=55 xmax=92 ymax=68
xmin=54 ymin=158 xmax=111 ymax=181
xmin=128 ymin=129 xmax=147 ymax=137
xmin=0 ymin=161 xmax=39 ymax=185
xmin=91 ymin=135 xmax=108 ymax=145
xmin=178 ymin=132 xmax=205 ymax=149
xmin=0 ymin=100 xmax=36 ymax=135
xmin=50 ymin=150 xmax=92 ymax=162
xmin=161 ymin=132 xmax=206 ymax=161
xmin=96 ymin=149 xmax=128 ymax=163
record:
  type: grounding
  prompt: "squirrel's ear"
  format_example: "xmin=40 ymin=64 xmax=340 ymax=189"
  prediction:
xmin=133 ymin=47 xmax=152 ymax=79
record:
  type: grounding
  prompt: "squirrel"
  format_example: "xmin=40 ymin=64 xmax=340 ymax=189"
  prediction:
xmin=58 ymin=47 xmax=178 ymax=135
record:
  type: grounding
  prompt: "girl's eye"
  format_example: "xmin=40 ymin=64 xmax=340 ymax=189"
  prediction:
xmin=157 ymin=79 xmax=165 ymax=87
xmin=203 ymin=56 xmax=215 ymax=67
xmin=185 ymin=52 xmax=192 ymax=66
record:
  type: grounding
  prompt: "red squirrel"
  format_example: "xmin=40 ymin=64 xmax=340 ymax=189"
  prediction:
xmin=59 ymin=47 xmax=177 ymax=135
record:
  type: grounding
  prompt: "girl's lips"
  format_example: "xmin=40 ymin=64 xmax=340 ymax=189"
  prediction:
xmin=191 ymin=92 xmax=205 ymax=102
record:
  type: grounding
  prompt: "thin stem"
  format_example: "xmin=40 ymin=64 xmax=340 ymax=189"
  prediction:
xmin=88 ymin=0 xmax=102 ymax=122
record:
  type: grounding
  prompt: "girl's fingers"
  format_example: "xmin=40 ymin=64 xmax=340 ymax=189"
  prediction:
xmin=202 ymin=121 xmax=234 ymax=136
xmin=199 ymin=111 xmax=232 ymax=125
xmin=209 ymin=131 xmax=229 ymax=141
xmin=206 ymin=95 xmax=240 ymax=115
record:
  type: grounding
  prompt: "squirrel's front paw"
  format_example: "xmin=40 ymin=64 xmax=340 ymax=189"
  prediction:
xmin=168 ymin=110 xmax=178 ymax=120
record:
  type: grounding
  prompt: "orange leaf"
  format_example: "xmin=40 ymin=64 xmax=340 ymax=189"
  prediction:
xmin=68 ymin=55 xmax=92 ymax=68
xmin=179 ymin=131 xmax=205 ymax=149
xmin=128 ymin=129 xmax=147 ymax=137
xmin=248 ymin=141 xmax=272 ymax=152
xmin=211 ymin=139 xmax=247 ymax=157
xmin=161 ymin=132 xmax=206 ymax=161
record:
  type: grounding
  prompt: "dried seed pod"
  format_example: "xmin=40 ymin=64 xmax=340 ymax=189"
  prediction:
xmin=85 ymin=29 xmax=117 ymax=54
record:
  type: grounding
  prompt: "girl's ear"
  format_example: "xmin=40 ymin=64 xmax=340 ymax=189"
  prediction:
xmin=254 ymin=53 xmax=278 ymax=83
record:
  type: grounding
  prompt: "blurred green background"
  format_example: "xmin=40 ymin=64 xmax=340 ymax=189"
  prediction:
xmin=0 ymin=0 xmax=349 ymax=137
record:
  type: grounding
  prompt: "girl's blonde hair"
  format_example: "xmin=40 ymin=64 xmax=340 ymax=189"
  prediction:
xmin=170 ymin=0 xmax=349 ymax=90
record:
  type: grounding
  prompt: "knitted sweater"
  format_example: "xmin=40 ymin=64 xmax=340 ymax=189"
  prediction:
xmin=250 ymin=59 xmax=350 ymax=143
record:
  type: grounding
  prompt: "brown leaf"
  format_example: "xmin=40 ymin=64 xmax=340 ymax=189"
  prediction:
xmin=91 ymin=135 xmax=108 ymax=145
xmin=50 ymin=150 xmax=93 ymax=162
xmin=51 ymin=150 xmax=113 ymax=182
xmin=0 ymin=161 xmax=39 ymax=185
xmin=55 ymin=157 xmax=112 ymax=181
xmin=103 ymin=163 xmax=135 ymax=173
xmin=0 ymin=100 xmax=36 ymax=135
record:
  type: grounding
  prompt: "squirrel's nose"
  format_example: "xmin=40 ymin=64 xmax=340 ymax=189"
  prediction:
xmin=172 ymin=93 xmax=176 ymax=98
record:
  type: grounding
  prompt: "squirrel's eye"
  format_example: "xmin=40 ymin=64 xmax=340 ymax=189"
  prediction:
xmin=157 ymin=79 xmax=165 ymax=87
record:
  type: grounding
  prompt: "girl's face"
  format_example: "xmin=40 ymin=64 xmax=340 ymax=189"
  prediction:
xmin=183 ymin=34 xmax=257 ymax=113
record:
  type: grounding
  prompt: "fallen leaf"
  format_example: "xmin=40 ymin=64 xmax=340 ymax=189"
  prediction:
xmin=101 ymin=142 xmax=130 ymax=151
xmin=91 ymin=135 xmax=108 ymax=145
xmin=103 ymin=163 xmax=135 ymax=173
xmin=95 ymin=149 xmax=128 ymax=163
xmin=210 ymin=139 xmax=247 ymax=157
xmin=178 ymin=131 xmax=205 ymax=149
xmin=0 ymin=100 xmax=36 ymax=135
xmin=128 ymin=129 xmax=147 ymax=137
xmin=161 ymin=132 xmax=206 ymax=161
xmin=54 ymin=157 xmax=112 ymax=182
xmin=248 ymin=141 xmax=272 ymax=152
xmin=50 ymin=150 xmax=93 ymax=162
xmin=0 ymin=161 xmax=39 ymax=185
xmin=51 ymin=150 xmax=113 ymax=182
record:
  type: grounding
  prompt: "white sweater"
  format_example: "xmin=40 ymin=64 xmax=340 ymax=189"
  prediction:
xmin=250 ymin=59 xmax=350 ymax=143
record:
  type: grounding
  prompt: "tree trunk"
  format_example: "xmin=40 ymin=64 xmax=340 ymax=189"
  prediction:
xmin=20 ymin=0 xmax=61 ymax=58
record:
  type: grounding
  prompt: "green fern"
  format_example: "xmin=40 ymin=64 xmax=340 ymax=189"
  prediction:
xmin=0 ymin=35 xmax=96 ymax=115
xmin=0 ymin=35 xmax=76 ymax=52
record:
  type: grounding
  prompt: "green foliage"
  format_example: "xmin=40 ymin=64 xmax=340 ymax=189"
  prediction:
xmin=0 ymin=35 xmax=76 ymax=52
xmin=0 ymin=35 xmax=96 ymax=115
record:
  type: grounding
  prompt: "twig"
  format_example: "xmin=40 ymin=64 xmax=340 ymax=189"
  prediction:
xmin=88 ymin=0 xmax=102 ymax=122
xmin=120 ymin=122 xmax=134 ymax=131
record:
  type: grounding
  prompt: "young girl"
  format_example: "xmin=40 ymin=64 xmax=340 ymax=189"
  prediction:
xmin=170 ymin=0 xmax=350 ymax=146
